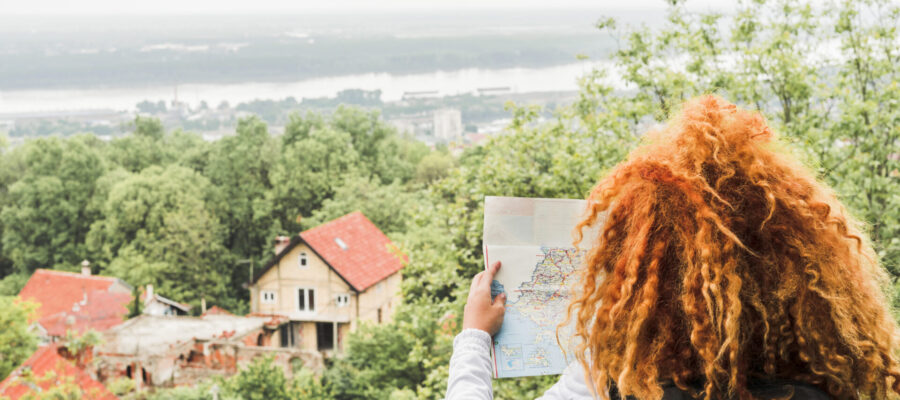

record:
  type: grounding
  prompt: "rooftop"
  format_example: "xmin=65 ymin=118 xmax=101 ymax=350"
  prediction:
xmin=0 ymin=344 xmax=116 ymax=400
xmin=18 ymin=269 xmax=133 ymax=336
xmin=299 ymin=211 xmax=406 ymax=291
xmin=253 ymin=211 xmax=406 ymax=292
xmin=98 ymin=314 xmax=273 ymax=357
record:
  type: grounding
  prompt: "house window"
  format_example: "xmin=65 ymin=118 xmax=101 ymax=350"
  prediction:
xmin=335 ymin=293 xmax=350 ymax=308
xmin=298 ymin=252 xmax=308 ymax=268
xmin=298 ymin=288 xmax=316 ymax=313
xmin=334 ymin=237 xmax=348 ymax=250
xmin=261 ymin=290 xmax=277 ymax=304
xmin=377 ymin=307 xmax=383 ymax=323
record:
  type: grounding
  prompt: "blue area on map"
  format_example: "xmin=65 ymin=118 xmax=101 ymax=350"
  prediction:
xmin=493 ymin=307 xmax=571 ymax=378
xmin=490 ymin=280 xmax=505 ymax=301
xmin=490 ymin=246 xmax=582 ymax=378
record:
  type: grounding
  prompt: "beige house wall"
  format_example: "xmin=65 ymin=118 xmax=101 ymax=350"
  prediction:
xmin=250 ymin=241 xmax=403 ymax=352
xmin=252 ymin=243 xmax=357 ymax=321
xmin=356 ymin=271 xmax=402 ymax=326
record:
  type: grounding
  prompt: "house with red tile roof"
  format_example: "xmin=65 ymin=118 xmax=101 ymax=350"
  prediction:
xmin=249 ymin=211 xmax=405 ymax=354
xmin=18 ymin=265 xmax=133 ymax=340
xmin=0 ymin=344 xmax=117 ymax=400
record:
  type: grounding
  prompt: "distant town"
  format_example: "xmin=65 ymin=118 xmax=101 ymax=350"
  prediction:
xmin=0 ymin=88 xmax=577 ymax=148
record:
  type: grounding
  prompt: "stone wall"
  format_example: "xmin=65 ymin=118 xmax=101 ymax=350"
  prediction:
xmin=95 ymin=337 xmax=323 ymax=389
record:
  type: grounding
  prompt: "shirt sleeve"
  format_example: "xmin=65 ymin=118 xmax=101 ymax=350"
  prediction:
xmin=445 ymin=328 xmax=495 ymax=400
xmin=445 ymin=329 xmax=596 ymax=400
xmin=536 ymin=361 xmax=597 ymax=400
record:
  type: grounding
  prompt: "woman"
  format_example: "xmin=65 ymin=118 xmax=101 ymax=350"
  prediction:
xmin=446 ymin=96 xmax=900 ymax=399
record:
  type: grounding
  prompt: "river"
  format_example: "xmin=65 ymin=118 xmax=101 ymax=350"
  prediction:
xmin=0 ymin=61 xmax=617 ymax=114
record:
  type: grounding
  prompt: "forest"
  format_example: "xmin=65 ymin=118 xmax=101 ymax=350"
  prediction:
xmin=1 ymin=0 xmax=899 ymax=398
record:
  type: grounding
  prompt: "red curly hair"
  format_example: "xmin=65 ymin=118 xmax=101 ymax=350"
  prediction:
xmin=569 ymin=95 xmax=900 ymax=399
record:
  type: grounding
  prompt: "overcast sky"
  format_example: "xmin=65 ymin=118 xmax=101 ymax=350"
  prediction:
xmin=2 ymin=0 xmax=730 ymax=15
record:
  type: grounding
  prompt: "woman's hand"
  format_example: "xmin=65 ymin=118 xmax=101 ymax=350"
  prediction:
xmin=462 ymin=261 xmax=507 ymax=335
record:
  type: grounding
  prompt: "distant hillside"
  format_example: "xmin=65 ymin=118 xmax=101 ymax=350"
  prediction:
xmin=0 ymin=11 xmax=622 ymax=90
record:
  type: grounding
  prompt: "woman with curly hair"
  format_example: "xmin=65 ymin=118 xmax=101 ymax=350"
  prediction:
xmin=446 ymin=95 xmax=900 ymax=399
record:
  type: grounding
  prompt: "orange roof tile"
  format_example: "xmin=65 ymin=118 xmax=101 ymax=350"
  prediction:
xmin=18 ymin=269 xmax=132 ymax=336
xmin=299 ymin=211 xmax=405 ymax=291
xmin=0 ymin=345 xmax=117 ymax=400
xmin=203 ymin=306 xmax=234 ymax=316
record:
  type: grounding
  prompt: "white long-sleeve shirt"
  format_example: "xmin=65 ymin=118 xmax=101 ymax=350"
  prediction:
xmin=445 ymin=329 xmax=596 ymax=400
xmin=445 ymin=331 xmax=833 ymax=400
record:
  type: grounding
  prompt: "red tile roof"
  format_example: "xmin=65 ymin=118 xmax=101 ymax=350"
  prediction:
xmin=300 ymin=211 xmax=405 ymax=291
xmin=18 ymin=269 xmax=132 ymax=337
xmin=0 ymin=344 xmax=117 ymax=400
xmin=203 ymin=305 xmax=234 ymax=316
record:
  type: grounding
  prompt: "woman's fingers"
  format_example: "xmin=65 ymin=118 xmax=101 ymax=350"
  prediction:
xmin=494 ymin=292 xmax=507 ymax=308
xmin=461 ymin=262 xmax=507 ymax=334
xmin=482 ymin=261 xmax=501 ymax=288
xmin=470 ymin=271 xmax=484 ymax=291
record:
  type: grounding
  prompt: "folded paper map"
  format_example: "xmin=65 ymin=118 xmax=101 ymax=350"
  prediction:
xmin=483 ymin=196 xmax=599 ymax=378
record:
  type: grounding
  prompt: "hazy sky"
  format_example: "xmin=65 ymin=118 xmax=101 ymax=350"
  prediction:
xmin=3 ymin=0 xmax=729 ymax=15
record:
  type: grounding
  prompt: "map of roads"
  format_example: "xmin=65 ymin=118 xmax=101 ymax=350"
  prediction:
xmin=482 ymin=196 xmax=600 ymax=378
xmin=488 ymin=246 xmax=584 ymax=377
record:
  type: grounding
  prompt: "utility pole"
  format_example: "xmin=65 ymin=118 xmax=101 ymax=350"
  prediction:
xmin=236 ymin=258 xmax=254 ymax=311
xmin=236 ymin=258 xmax=254 ymax=287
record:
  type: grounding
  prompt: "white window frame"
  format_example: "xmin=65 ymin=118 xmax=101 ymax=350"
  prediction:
xmin=261 ymin=290 xmax=277 ymax=304
xmin=335 ymin=293 xmax=350 ymax=308
xmin=297 ymin=287 xmax=316 ymax=313
xmin=298 ymin=252 xmax=308 ymax=269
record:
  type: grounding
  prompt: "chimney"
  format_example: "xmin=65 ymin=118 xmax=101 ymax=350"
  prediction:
xmin=146 ymin=284 xmax=154 ymax=301
xmin=274 ymin=236 xmax=291 ymax=255
xmin=81 ymin=260 xmax=91 ymax=276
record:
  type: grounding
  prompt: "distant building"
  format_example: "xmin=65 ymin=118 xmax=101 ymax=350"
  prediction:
xmin=248 ymin=211 xmax=405 ymax=355
xmin=433 ymin=108 xmax=462 ymax=142
xmin=476 ymin=86 xmax=512 ymax=96
xmin=140 ymin=284 xmax=192 ymax=316
xmin=18 ymin=264 xmax=133 ymax=341
xmin=0 ymin=344 xmax=117 ymax=400
xmin=389 ymin=119 xmax=418 ymax=136
xmin=401 ymin=90 xmax=439 ymax=100
xmin=387 ymin=113 xmax=433 ymax=140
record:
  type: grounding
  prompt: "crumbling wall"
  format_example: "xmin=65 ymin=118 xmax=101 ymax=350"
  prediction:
xmin=95 ymin=340 xmax=322 ymax=388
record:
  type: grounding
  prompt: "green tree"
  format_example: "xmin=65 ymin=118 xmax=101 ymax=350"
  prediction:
xmin=145 ymin=381 xmax=214 ymax=400
xmin=268 ymin=127 xmax=361 ymax=233
xmin=87 ymin=165 xmax=231 ymax=309
xmin=205 ymin=117 xmax=278 ymax=259
xmin=0 ymin=297 xmax=38 ymax=381
xmin=413 ymin=151 xmax=454 ymax=185
xmin=0 ymin=136 xmax=106 ymax=274
xmin=204 ymin=116 xmax=279 ymax=304
xmin=0 ymin=133 xmax=20 ymax=280
xmin=325 ymin=306 xmax=453 ymax=400
xmin=282 ymin=112 xmax=326 ymax=148
xmin=330 ymin=107 xmax=391 ymax=167
xmin=0 ymin=273 xmax=28 ymax=296
xmin=106 ymin=117 xmax=207 ymax=173
xmin=223 ymin=357 xmax=291 ymax=400
xmin=306 ymin=176 xmax=421 ymax=236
